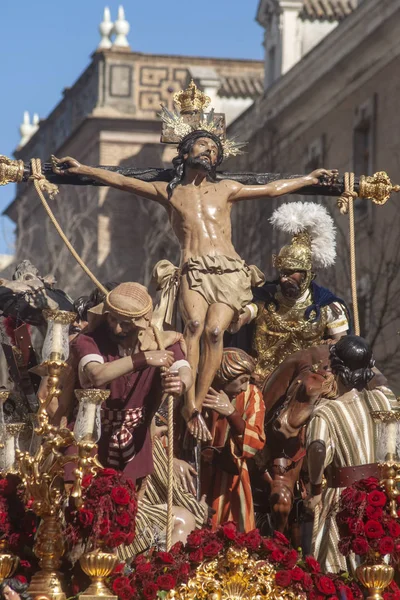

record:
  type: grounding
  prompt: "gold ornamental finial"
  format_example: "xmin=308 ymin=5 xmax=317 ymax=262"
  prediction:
xmin=173 ymin=80 xmax=211 ymax=114
xmin=359 ymin=171 xmax=400 ymax=206
xmin=0 ymin=155 xmax=24 ymax=186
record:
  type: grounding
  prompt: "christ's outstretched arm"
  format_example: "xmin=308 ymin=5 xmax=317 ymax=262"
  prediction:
xmin=51 ymin=156 xmax=168 ymax=203
xmin=226 ymin=169 xmax=338 ymax=202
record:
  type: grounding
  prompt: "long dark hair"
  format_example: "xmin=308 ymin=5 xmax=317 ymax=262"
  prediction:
xmin=0 ymin=579 xmax=31 ymax=600
xmin=167 ymin=130 xmax=224 ymax=199
xmin=329 ymin=335 xmax=375 ymax=391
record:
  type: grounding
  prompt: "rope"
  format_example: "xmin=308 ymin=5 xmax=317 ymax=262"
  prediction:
xmin=153 ymin=325 xmax=174 ymax=551
xmin=166 ymin=393 xmax=174 ymax=551
xmin=29 ymin=158 xmax=108 ymax=296
xmin=338 ymin=172 xmax=360 ymax=335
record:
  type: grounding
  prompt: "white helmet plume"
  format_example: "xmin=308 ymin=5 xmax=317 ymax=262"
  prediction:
xmin=270 ymin=202 xmax=336 ymax=268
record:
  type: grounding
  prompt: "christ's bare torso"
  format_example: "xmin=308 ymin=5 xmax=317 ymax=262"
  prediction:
xmin=155 ymin=179 xmax=239 ymax=265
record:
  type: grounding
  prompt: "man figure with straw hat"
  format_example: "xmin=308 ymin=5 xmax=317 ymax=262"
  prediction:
xmin=71 ymin=281 xmax=192 ymax=485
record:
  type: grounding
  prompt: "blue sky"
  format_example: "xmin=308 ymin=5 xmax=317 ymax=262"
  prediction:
xmin=0 ymin=0 xmax=263 ymax=255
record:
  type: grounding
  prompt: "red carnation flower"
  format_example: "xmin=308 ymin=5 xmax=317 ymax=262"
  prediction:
xmin=125 ymin=531 xmax=135 ymax=545
xmin=353 ymin=491 xmax=367 ymax=505
xmin=379 ymin=536 xmax=395 ymax=555
xmin=142 ymin=583 xmax=159 ymax=600
xmin=262 ymin=538 xmax=278 ymax=552
xmin=178 ymin=563 xmax=190 ymax=577
xmin=366 ymin=505 xmax=383 ymax=519
xmin=341 ymin=487 xmax=357 ymax=503
xmin=189 ymin=548 xmax=204 ymax=563
xmin=102 ymin=468 xmax=118 ymax=476
xmin=388 ymin=520 xmax=400 ymax=538
xmin=326 ymin=596 xmax=339 ymax=600
xmin=99 ymin=519 xmax=111 ymax=535
xmin=78 ymin=509 xmax=94 ymax=527
xmin=270 ymin=549 xmax=285 ymax=563
xmin=303 ymin=573 xmax=314 ymax=591
xmin=244 ymin=529 xmax=262 ymax=551
xmin=349 ymin=519 xmax=364 ymax=535
xmin=111 ymin=487 xmax=130 ymax=505
xmin=136 ymin=562 xmax=152 ymax=576
xmin=305 ymin=555 xmax=321 ymax=573
xmin=119 ymin=586 xmax=135 ymax=600
xmin=351 ymin=537 xmax=369 ymax=555
xmin=116 ymin=512 xmax=131 ymax=527
xmin=273 ymin=531 xmax=290 ymax=546
xmin=112 ymin=576 xmax=131 ymax=593
xmin=112 ymin=563 xmax=125 ymax=574
xmin=135 ymin=554 xmax=146 ymax=564
xmin=108 ymin=531 xmax=127 ymax=548
xmin=186 ymin=530 xmax=204 ymax=548
xmin=222 ymin=522 xmax=237 ymax=540
xmin=157 ymin=551 xmax=174 ymax=564
xmin=275 ymin=570 xmax=292 ymax=588
xmin=282 ymin=549 xmax=298 ymax=569
xmin=316 ymin=575 xmax=336 ymax=595
xmin=235 ymin=532 xmax=247 ymax=547
xmin=367 ymin=491 xmax=387 ymax=507
xmin=171 ymin=541 xmax=184 ymax=555
xmin=156 ymin=574 xmax=177 ymax=590
xmin=359 ymin=477 xmax=379 ymax=491
xmin=14 ymin=576 xmax=27 ymax=584
xmin=203 ymin=540 xmax=223 ymax=557
xmin=364 ymin=520 xmax=384 ymax=539
xmin=290 ymin=567 xmax=305 ymax=582
xmin=337 ymin=584 xmax=355 ymax=600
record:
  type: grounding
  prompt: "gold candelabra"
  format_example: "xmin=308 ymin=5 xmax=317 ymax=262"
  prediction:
xmin=0 ymin=309 xmax=108 ymax=600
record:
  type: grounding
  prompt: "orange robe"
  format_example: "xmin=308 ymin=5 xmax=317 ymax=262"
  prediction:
xmin=204 ymin=384 xmax=266 ymax=532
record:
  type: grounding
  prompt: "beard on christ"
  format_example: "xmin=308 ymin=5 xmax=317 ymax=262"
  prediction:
xmin=185 ymin=153 xmax=215 ymax=176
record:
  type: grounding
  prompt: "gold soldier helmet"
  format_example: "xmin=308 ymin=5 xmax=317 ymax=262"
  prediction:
xmin=273 ymin=231 xmax=313 ymax=273
xmin=271 ymin=202 xmax=336 ymax=291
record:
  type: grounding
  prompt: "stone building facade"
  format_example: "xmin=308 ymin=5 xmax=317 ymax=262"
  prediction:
xmin=226 ymin=0 xmax=400 ymax=387
xmin=6 ymin=44 xmax=263 ymax=294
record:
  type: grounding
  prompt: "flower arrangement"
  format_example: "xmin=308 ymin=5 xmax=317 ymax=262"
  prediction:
xmin=109 ymin=523 xmax=362 ymax=600
xmin=336 ymin=477 xmax=400 ymax=563
xmin=0 ymin=475 xmax=37 ymax=554
xmin=65 ymin=468 xmax=137 ymax=552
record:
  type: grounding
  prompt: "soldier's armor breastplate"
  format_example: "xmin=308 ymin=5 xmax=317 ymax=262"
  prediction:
xmin=252 ymin=292 xmax=328 ymax=381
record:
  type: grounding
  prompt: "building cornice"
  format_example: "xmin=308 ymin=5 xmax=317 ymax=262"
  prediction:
xmin=230 ymin=0 xmax=398 ymax=144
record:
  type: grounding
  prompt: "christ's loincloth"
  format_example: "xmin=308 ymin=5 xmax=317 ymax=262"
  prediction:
xmin=152 ymin=254 xmax=264 ymax=328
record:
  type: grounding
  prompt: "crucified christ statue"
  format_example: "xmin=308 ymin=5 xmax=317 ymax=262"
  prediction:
xmin=52 ymin=129 xmax=336 ymax=441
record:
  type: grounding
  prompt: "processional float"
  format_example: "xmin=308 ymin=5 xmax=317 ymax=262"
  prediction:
xmin=0 ymin=81 xmax=400 ymax=600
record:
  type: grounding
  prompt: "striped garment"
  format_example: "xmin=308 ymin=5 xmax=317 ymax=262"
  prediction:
xmin=204 ymin=384 xmax=266 ymax=533
xmin=307 ymin=386 xmax=398 ymax=573
xmin=118 ymin=436 xmax=208 ymax=559
xmin=102 ymin=407 xmax=144 ymax=466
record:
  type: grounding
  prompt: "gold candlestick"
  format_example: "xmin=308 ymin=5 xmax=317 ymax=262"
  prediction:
xmin=12 ymin=309 xmax=106 ymax=600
